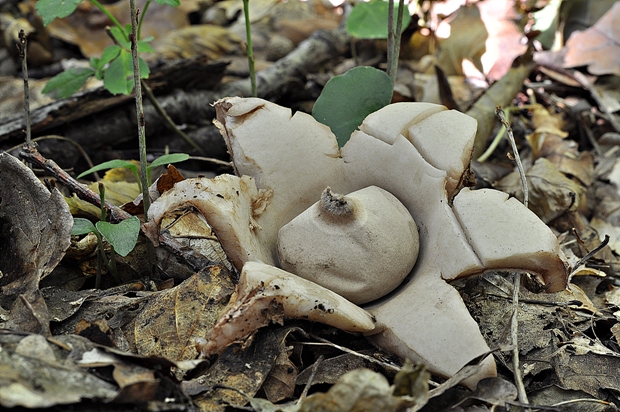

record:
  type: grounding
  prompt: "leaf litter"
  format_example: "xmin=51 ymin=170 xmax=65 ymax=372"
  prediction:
xmin=2 ymin=0 xmax=620 ymax=411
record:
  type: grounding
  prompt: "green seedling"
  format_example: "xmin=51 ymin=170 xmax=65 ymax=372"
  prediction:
xmin=36 ymin=0 xmax=178 ymax=97
xmin=312 ymin=66 xmax=393 ymax=147
xmin=72 ymin=184 xmax=140 ymax=287
xmin=76 ymin=153 xmax=189 ymax=190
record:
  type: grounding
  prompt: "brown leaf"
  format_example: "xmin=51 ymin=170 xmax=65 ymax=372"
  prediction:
xmin=299 ymin=368 xmax=423 ymax=412
xmin=564 ymin=2 xmax=620 ymax=76
xmin=126 ymin=265 xmax=235 ymax=360
xmin=262 ymin=349 xmax=297 ymax=403
xmin=0 ymin=333 xmax=118 ymax=407
xmin=47 ymin=0 xmax=199 ymax=58
xmin=436 ymin=4 xmax=488 ymax=76
xmin=156 ymin=164 xmax=185 ymax=194
xmin=496 ymin=158 xmax=585 ymax=223
xmin=152 ymin=25 xmax=241 ymax=61
xmin=477 ymin=0 xmax=527 ymax=81
xmin=0 ymin=152 xmax=72 ymax=334
xmin=191 ymin=326 xmax=299 ymax=411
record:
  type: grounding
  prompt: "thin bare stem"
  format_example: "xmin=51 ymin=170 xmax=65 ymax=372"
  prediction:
xmin=496 ymin=106 xmax=528 ymax=208
xmin=242 ymin=0 xmax=257 ymax=97
xmin=130 ymin=0 xmax=156 ymax=275
xmin=129 ymin=2 xmax=149 ymax=219
xmin=511 ymin=273 xmax=529 ymax=409
xmin=18 ymin=30 xmax=31 ymax=144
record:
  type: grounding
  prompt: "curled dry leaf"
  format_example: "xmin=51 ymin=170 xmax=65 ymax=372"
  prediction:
xmin=0 ymin=152 xmax=72 ymax=334
xmin=563 ymin=1 xmax=620 ymax=77
xmin=213 ymin=97 xmax=569 ymax=387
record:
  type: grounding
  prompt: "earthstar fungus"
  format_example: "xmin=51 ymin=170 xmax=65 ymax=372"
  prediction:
xmin=213 ymin=97 xmax=569 ymax=386
xmin=278 ymin=186 xmax=419 ymax=305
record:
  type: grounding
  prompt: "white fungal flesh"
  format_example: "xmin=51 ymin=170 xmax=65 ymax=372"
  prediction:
xmin=214 ymin=97 xmax=569 ymax=387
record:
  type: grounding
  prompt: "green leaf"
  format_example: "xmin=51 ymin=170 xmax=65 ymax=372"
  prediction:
xmin=35 ymin=0 xmax=83 ymax=26
xmin=346 ymin=0 xmax=412 ymax=39
xmin=312 ymin=66 xmax=393 ymax=147
xmin=77 ymin=160 xmax=137 ymax=179
xmin=138 ymin=40 xmax=154 ymax=53
xmin=104 ymin=50 xmax=133 ymax=95
xmin=148 ymin=153 xmax=190 ymax=169
xmin=96 ymin=216 xmax=140 ymax=257
xmin=100 ymin=45 xmax=121 ymax=67
xmin=72 ymin=218 xmax=96 ymax=236
xmin=42 ymin=67 xmax=95 ymax=98
xmin=138 ymin=57 xmax=150 ymax=79
xmin=154 ymin=0 xmax=180 ymax=7
xmin=110 ymin=26 xmax=130 ymax=48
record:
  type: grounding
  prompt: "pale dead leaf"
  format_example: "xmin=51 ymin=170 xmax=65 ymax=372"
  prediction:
xmin=564 ymin=2 xmax=620 ymax=76
xmin=436 ymin=4 xmax=488 ymax=76
xmin=496 ymin=158 xmax=585 ymax=223
xmin=152 ymin=25 xmax=241 ymax=61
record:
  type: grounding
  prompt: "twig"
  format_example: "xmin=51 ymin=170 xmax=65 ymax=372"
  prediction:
xmin=298 ymin=355 xmax=323 ymax=402
xmin=141 ymin=80 xmax=206 ymax=155
xmin=129 ymin=0 xmax=157 ymax=276
xmin=5 ymin=135 xmax=99 ymax=179
xmin=511 ymin=273 xmax=529 ymax=409
xmin=496 ymin=106 xmax=528 ymax=208
xmin=189 ymin=155 xmax=232 ymax=168
xmin=305 ymin=334 xmax=400 ymax=372
xmin=18 ymin=30 xmax=30 ymax=144
xmin=477 ymin=104 xmax=540 ymax=162
xmin=570 ymin=234 xmax=610 ymax=276
xmin=18 ymin=145 xmax=217 ymax=273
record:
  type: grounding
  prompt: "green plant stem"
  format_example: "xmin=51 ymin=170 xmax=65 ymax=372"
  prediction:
xmin=392 ymin=0 xmax=405 ymax=81
xmin=98 ymin=182 xmax=107 ymax=221
xmin=130 ymin=0 xmax=157 ymax=277
xmin=107 ymin=245 xmax=119 ymax=283
xmin=94 ymin=232 xmax=105 ymax=289
xmin=387 ymin=0 xmax=405 ymax=85
xmin=129 ymin=0 xmax=150 ymax=219
xmin=137 ymin=0 xmax=152 ymax=40
xmin=476 ymin=104 xmax=540 ymax=162
xmin=242 ymin=0 xmax=257 ymax=97
xmin=90 ymin=0 xmax=126 ymax=40
xmin=141 ymin=79 xmax=206 ymax=155
xmin=387 ymin=0 xmax=395 ymax=79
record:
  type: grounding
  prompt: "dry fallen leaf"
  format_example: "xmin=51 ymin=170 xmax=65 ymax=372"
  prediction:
xmin=152 ymin=25 xmax=241 ymax=61
xmin=0 ymin=152 xmax=72 ymax=335
xmin=47 ymin=0 xmax=200 ymax=58
xmin=436 ymin=4 xmax=488 ymax=76
xmin=496 ymin=157 xmax=585 ymax=223
xmin=563 ymin=1 xmax=620 ymax=77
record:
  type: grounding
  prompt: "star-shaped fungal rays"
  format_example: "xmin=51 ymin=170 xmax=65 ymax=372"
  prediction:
xmin=213 ymin=97 xmax=568 ymax=387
